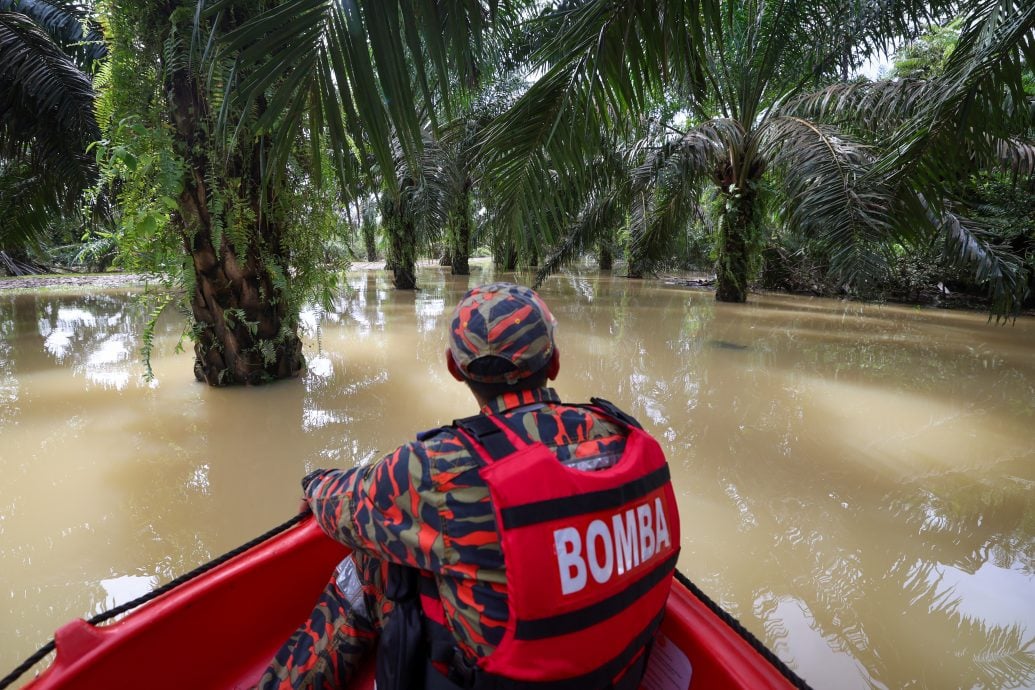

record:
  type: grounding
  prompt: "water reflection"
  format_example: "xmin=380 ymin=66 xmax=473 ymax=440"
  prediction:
xmin=98 ymin=574 xmax=158 ymax=615
xmin=0 ymin=316 xmax=17 ymax=428
xmin=1 ymin=273 xmax=1033 ymax=690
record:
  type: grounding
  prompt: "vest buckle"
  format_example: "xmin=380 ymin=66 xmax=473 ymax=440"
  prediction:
xmin=448 ymin=649 xmax=478 ymax=688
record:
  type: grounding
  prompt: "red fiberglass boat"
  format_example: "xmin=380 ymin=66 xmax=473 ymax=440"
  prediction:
xmin=5 ymin=515 xmax=808 ymax=690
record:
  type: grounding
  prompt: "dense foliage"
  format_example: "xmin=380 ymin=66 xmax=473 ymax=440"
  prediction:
xmin=483 ymin=0 xmax=1034 ymax=315
xmin=2 ymin=0 xmax=1033 ymax=384
xmin=0 ymin=0 xmax=104 ymax=267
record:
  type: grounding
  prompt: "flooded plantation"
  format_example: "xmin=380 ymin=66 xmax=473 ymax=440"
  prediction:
xmin=1 ymin=267 xmax=1033 ymax=689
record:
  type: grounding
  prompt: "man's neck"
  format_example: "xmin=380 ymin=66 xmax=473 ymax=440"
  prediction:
xmin=478 ymin=387 xmax=560 ymax=416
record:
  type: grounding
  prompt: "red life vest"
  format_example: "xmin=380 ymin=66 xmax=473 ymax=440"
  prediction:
xmin=424 ymin=399 xmax=681 ymax=689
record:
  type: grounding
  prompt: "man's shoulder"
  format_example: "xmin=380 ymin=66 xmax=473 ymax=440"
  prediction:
xmin=545 ymin=402 xmax=633 ymax=438
xmin=415 ymin=424 xmax=457 ymax=444
xmin=410 ymin=424 xmax=479 ymax=472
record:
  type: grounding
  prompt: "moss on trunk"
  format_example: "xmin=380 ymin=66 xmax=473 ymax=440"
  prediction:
xmin=187 ymin=230 xmax=303 ymax=385
xmin=448 ymin=186 xmax=471 ymax=276
xmin=715 ymin=189 xmax=758 ymax=303
xmin=598 ymin=242 xmax=613 ymax=271
xmin=167 ymin=54 xmax=303 ymax=386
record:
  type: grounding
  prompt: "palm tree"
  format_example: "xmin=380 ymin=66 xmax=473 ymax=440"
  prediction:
xmin=96 ymin=2 xmax=324 ymax=385
xmin=91 ymin=0 xmax=527 ymax=383
xmin=0 ymin=1 xmax=103 ymax=267
xmin=782 ymin=2 xmax=1035 ymax=315
xmin=379 ymin=133 xmax=449 ymax=289
xmin=378 ymin=98 xmax=503 ymax=288
xmin=100 ymin=0 xmax=518 ymax=384
xmin=104 ymin=0 xmax=1030 ymax=386
xmin=480 ymin=0 xmax=1031 ymax=312
xmin=435 ymin=81 xmax=536 ymax=276
xmin=438 ymin=116 xmax=482 ymax=276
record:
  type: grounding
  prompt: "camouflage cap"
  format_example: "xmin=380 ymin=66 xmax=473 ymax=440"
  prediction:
xmin=448 ymin=282 xmax=557 ymax=385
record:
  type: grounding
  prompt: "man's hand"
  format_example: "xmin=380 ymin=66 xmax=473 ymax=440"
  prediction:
xmin=299 ymin=469 xmax=324 ymax=515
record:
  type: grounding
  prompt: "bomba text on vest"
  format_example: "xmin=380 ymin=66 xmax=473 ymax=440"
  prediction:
xmin=553 ymin=497 xmax=672 ymax=595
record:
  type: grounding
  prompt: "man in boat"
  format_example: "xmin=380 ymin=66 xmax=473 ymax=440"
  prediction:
xmin=259 ymin=282 xmax=680 ymax=690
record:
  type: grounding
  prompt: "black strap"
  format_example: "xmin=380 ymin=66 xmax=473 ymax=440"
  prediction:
xmin=425 ymin=657 xmax=468 ymax=690
xmin=613 ymin=641 xmax=652 ymax=690
xmin=500 ymin=465 xmax=670 ymax=529
xmin=515 ymin=551 xmax=678 ymax=640
xmin=444 ymin=608 xmax=665 ymax=690
xmin=586 ymin=397 xmax=643 ymax=430
xmin=452 ymin=398 xmax=645 ymax=466
xmin=453 ymin=413 xmax=521 ymax=460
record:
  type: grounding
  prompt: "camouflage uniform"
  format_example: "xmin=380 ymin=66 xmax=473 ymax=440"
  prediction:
xmin=258 ymin=386 xmax=629 ymax=690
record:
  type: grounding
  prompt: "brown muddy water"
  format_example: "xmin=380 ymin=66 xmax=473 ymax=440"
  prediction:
xmin=1 ymin=266 xmax=1033 ymax=689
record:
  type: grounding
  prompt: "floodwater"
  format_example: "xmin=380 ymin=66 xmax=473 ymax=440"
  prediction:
xmin=1 ymin=266 xmax=1033 ymax=690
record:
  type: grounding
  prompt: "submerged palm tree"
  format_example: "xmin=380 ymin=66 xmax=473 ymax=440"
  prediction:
xmin=219 ymin=1 xmax=535 ymax=284
xmin=481 ymin=0 xmax=1033 ymax=313
xmin=100 ymin=0 xmax=513 ymax=384
xmin=379 ymin=133 xmax=450 ymax=289
xmin=783 ymin=1 xmax=1035 ymax=314
xmin=379 ymin=92 xmax=509 ymax=289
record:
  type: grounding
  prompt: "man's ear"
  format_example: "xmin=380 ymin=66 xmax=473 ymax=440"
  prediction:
xmin=546 ymin=347 xmax=560 ymax=380
xmin=445 ymin=347 xmax=466 ymax=382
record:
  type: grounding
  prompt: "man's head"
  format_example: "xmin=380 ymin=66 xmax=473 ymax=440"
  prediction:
xmin=445 ymin=282 xmax=559 ymax=401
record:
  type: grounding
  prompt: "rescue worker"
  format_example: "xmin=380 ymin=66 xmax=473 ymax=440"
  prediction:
xmin=259 ymin=282 xmax=680 ymax=690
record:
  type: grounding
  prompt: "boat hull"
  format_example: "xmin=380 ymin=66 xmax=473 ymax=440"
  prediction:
xmin=22 ymin=516 xmax=794 ymax=689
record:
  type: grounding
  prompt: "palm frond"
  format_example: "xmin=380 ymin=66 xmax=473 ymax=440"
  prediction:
xmin=782 ymin=79 xmax=941 ymax=135
xmin=875 ymin=0 xmax=1035 ymax=184
xmin=995 ymin=137 xmax=1035 ymax=177
xmin=0 ymin=162 xmax=72 ymax=248
xmin=632 ymin=119 xmax=733 ymax=189
xmin=623 ymin=120 xmax=728 ymax=274
xmin=0 ymin=0 xmax=105 ymax=67
xmin=404 ymin=134 xmax=454 ymax=247
xmin=0 ymin=10 xmax=99 ymax=168
xmin=0 ymin=9 xmax=97 ymax=250
xmin=763 ymin=114 xmax=899 ymax=286
xmin=480 ymin=0 xmax=712 ymax=243
xmin=214 ymin=0 xmax=502 ymax=190
xmin=629 ymin=187 xmax=701 ymax=276
xmin=479 ymin=59 xmax=598 ymax=237
xmin=938 ymin=210 xmax=1029 ymax=318
xmin=534 ymin=186 xmax=624 ymax=288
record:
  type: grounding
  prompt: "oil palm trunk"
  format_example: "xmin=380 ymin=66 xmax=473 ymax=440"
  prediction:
xmin=167 ymin=66 xmax=303 ymax=385
xmin=382 ymin=183 xmax=418 ymax=290
xmin=715 ymin=190 xmax=758 ymax=303
xmin=449 ymin=182 xmax=472 ymax=275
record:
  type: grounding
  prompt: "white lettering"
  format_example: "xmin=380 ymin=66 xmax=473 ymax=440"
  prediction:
xmin=555 ymin=527 xmax=587 ymax=594
xmin=586 ymin=520 xmax=615 ymax=584
xmin=654 ymin=497 xmax=671 ymax=552
xmin=612 ymin=510 xmax=639 ymax=575
xmin=553 ymin=497 xmax=672 ymax=596
xmin=637 ymin=504 xmax=656 ymax=562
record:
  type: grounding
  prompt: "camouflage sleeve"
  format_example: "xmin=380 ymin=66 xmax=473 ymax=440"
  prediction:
xmin=304 ymin=442 xmax=445 ymax=571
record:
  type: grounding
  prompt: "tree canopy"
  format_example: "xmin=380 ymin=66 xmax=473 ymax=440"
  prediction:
xmin=3 ymin=0 xmax=1032 ymax=381
xmin=0 ymin=0 xmax=103 ymax=254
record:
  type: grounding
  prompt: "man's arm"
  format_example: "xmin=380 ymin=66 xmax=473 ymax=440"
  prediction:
xmin=303 ymin=442 xmax=445 ymax=571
